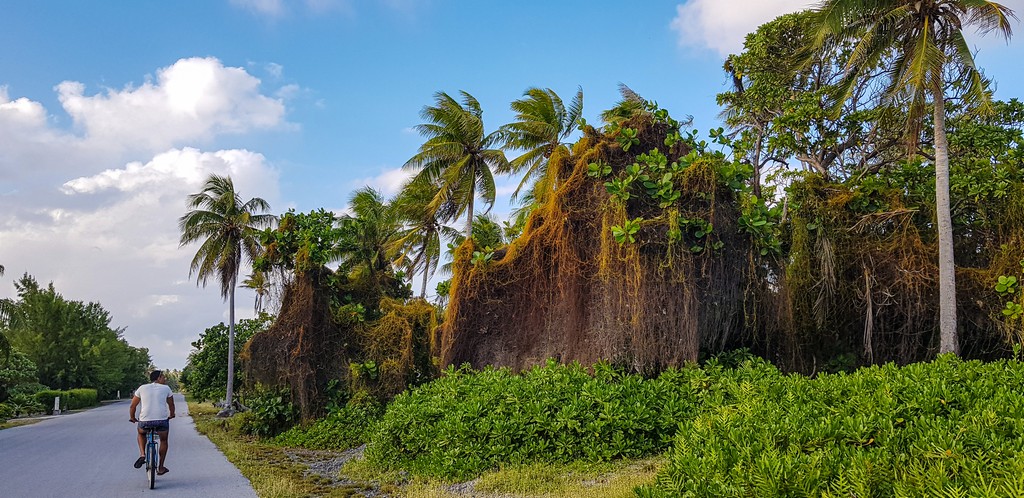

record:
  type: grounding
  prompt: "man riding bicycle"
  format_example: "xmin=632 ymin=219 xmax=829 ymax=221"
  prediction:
xmin=129 ymin=370 xmax=175 ymax=475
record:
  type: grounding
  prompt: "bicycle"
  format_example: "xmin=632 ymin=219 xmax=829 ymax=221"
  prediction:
xmin=143 ymin=426 xmax=159 ymax=489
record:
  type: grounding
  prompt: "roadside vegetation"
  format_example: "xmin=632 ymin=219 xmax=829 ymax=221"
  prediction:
xmin=193 ymin=352 xmax=1024 ymax=497
xmin=100 ymin=1 xmax=1024 ymax=496
xmin=0 ymin=274 xmax=152 ymax=424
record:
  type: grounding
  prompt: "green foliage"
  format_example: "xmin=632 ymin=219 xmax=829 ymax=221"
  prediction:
xmin=336 ymin=302 xmax=367 ymax=325
xmin=34 ymin=390 xmax=63 ymax=413
xmin=6 ymin=393 xmax=44 ymax=416
xmin=1 ymin=274 xmax=150 ymax=398
xmin=996 ymin=275 xmax=1019 ymax=296
xmin=1003 ymin=302 xmax=1023 ymax=320
xmin=239 ymin=384 xmax=298 ymax=437
xmin=638 ymin=355 xmax=1024 ymax=497
xmin=471 ymin=248 xmax=495 ymax=266
xmin=611 ymin=218 xmax=643 ymax=245
xmin=0 ymin=402 xmax=12 ymax=421
xmin=365 ymin=359 xmax=737 ymax=480
xmin=618 ymin=127 xmax=640 ymax=151
xmin=275 ymin=399 xmax=383 ymax=450
xmin=350 ymin=360 xmax=380 ymax=381
xmin=0 ymin=349 xmax=38 ymax=403
xmin=587 ymin=161 xmax=612 ymax=178
xmin=182 ymin=313 xmax=274 ymax=402
xmin=256 ymin=208 xmax=342 ymax=273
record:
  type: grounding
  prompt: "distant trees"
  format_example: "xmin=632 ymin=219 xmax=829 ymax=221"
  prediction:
xmin=0 ymin=274 xmax=150 ymax=399
xmin=181 ymin=313 xmax=273 ymax=402
xmin=179 ymin=174 xmax=275 ymax=411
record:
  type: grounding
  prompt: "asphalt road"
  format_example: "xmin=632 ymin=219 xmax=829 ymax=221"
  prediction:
xmin=0 ymin=393 xmax=257 ymax=497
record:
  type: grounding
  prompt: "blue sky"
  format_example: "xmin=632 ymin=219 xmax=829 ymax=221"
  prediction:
xmin=1 ymin=0 xmax=1022 ymax=369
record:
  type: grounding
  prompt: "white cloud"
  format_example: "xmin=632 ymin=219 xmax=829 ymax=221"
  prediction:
xmin=0 ymin=60 xmax=287 ymax=369
xmin=230 ymin=0 xmax=354 ymax=18
xmin=671 ymin=0 xmax=815 ymax=57
xmin=354 ymin=167 xmax=415 ymax=197
xmin=671 ymin=0 xmax=1024 ymax=58
xmin=56 ymin=57 xmax=286 ymax=151
xmin=230 ymin=0 xmax=285 ymax=17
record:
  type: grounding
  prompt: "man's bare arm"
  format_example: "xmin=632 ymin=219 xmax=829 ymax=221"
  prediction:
xmin=167 ymin=395 xmax=175 ymax=419
xmin=129 ymin=396 xmax=141 ymax=422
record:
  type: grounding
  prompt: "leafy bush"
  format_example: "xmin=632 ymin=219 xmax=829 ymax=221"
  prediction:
xmin=275 ymin=399 xmax=383 ymax=450
xmin=9 ymin=393 xmax=45 ymax=416
xmin=365 ymin=359 xmax=773 ymax=479
xmin=34 ymin=390 xmax=65 ymax=413
xmin=31 ymin=388 xmax=98 ymax=413
xmin=637 ymin=355 xmax=1024 ymax=497
xmin=0 ymin=402 xmax=13 ymax=421
xmin=239 ymin=385 xmax=298 ymax=437
xmin=65 ymin=388 xmax=98 ymax=409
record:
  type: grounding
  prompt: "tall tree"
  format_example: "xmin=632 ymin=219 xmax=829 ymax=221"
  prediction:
xmin=500 ymin=87 xmax=584 ymax=202
xmin=178 ymin=174 xmax=274 ymax=414
xmin=404 ymin=91 xmax=509 ymax=238
xmin=0 ymin=263 xmax=8 ymax=363
xmin=809 ymin=0 xmax=1016 ymax=355
xmin=393 ymin=176 xmax=460 ymax=298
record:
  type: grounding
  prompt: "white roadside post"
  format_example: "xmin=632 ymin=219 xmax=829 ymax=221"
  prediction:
xmin=53 ymin=396 xmax=60 ymax=415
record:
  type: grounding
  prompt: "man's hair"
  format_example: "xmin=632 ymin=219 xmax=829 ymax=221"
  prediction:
xmin=150 ymin=370 xmax=163 ymax=382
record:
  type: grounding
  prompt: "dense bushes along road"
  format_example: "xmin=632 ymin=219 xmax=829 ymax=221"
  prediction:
xmin=252 ymin=352 xmax=1024 ymax=496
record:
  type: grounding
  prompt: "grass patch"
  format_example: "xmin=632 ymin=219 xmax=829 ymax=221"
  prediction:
xmin=0 ymin=418 xmax=44 ymax=430
xmin=189 ymin=401 xmax=379 ymax=497
xmin=339 ymin=456 xmax=662 ymax=498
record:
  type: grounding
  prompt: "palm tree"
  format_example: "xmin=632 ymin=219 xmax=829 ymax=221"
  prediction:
xmin=405 ymin=91 xmax=509 ymax=238
xmin=392 ymin=177 xmax=460 ymax=298
xmin=499 ymin=87 xmax=583 ymax=202
xmin=178 ymin=174 xmax=274 ymax=414
xmin=240 ymin=271 xmax=270 ymax=313
xmin=336 ymin=187 xmax=404 ymax=279
xmin=809 ymin=0 xmax=1016 ymax=355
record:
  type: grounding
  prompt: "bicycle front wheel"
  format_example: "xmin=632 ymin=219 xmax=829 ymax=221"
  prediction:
xmin=147 ymin=439 xmax=156 ymax=489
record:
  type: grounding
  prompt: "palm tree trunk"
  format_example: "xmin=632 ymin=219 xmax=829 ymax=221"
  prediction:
xmin=225 ymin=274 xmax=237 ymax=410
xmin=465 ymin=180 xmax=475 ymax=238
xmin=420 ymin=268 xmax=428 ymax=299
xmin=933 ymin=84 xmax=959 ymax=356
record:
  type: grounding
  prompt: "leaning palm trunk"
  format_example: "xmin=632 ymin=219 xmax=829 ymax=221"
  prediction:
xmin=933 ymin=85 xmax=958 ymax=354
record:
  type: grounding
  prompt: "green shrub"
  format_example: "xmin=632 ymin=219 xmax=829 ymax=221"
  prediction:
xmin=0 ymin=402 xmax=13 ymax=421
xmin=31 ymin=389 xmax=98 ymax=413
xmin=636 ymin=355 xmax=1024 ymax=497
xmin=8 ymin=382 xmax=48 ymax=397
xmin=239 ymin=385 xmax=298 ymax=437
xmin=34 ymin=390 xmax=65 ymax=413
xmin=275 ymin=398 xmax=383 ymax=450
xmin=365 ymin=359 xmax=771 ymax=479
xmin=9 ymin=393 xmax=45 ymax=416
xmin=65 ymin=389 xmax=98 ymax=410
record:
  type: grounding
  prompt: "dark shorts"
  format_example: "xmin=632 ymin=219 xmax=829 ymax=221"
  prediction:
xmin=138 ymin=420 xmax=169 ymax=432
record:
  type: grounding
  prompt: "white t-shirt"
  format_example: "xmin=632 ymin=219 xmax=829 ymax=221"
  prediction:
xmin=134 ymin=383 xmax=173 ymax=421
